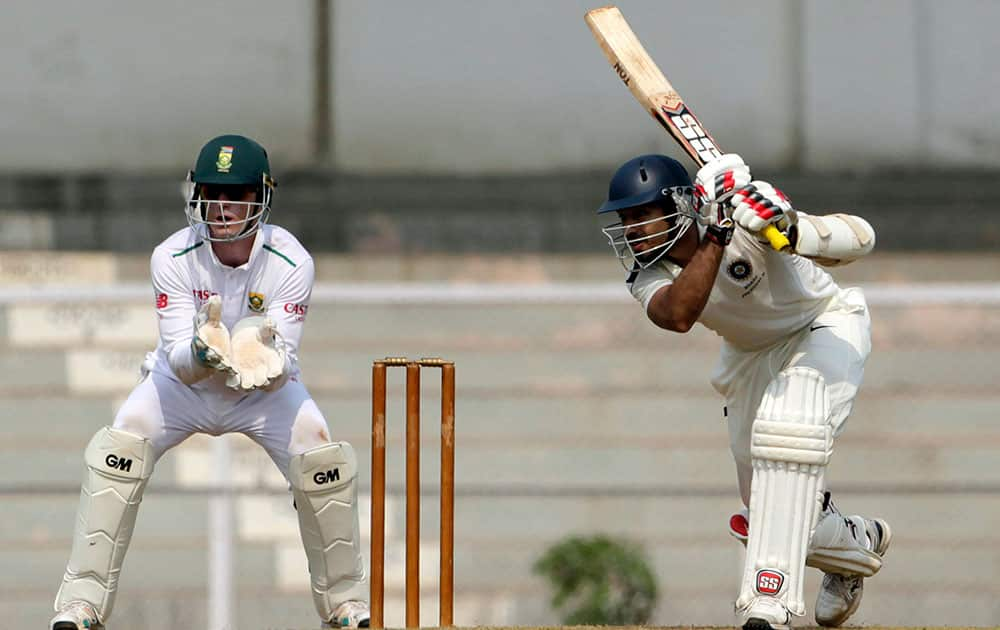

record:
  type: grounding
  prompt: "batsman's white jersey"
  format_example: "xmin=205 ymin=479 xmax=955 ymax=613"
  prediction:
xmin=628 ymin=227 xmax=839 ymax=352
xmin=627 ymin=226 xmax=871 ymax=504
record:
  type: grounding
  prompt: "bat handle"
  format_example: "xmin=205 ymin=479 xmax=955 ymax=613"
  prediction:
xmin=762 ymin=225 xmax=792 ymax=252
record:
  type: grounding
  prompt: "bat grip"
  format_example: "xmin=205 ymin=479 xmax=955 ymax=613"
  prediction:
xmin=762 ymin=225 xmax=791 ymax=252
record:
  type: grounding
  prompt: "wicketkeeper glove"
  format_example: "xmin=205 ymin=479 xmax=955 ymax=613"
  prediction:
xmin=226 ymin=315 xmax=287 ymax=391
xmin=191 ymin=295 xmax=233 ymax=372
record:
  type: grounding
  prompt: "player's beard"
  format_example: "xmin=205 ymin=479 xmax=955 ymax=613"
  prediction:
xmin=627 ymin=219 xmax=674 ymax=265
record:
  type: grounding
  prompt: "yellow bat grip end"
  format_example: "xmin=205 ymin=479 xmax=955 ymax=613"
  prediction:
xmin=762 ymin=225 xmax=791 ymax=252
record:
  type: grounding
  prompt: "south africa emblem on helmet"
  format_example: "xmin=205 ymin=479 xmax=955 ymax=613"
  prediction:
xmin=216 ymin=146 xmax=234 ymax=172
xmin=248 ymin=292 xmax=265 ymax=313
xmin=727 ymin=259 xmax=753 ymax=281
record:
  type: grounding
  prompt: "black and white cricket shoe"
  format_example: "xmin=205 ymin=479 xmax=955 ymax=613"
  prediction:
xmin=737 ymin=595 xmax=791 ymax=630
xmin=815 ymin=516 xmax=892 ymax=627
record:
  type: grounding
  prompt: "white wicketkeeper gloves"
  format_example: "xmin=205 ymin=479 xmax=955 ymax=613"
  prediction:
xmin=226 ymin=315 xmax=287 ymax=391
xmin=190 ymin=295 xmax=287 ymax=391
xmin=191 ymin=295 xmax=233 ymax=372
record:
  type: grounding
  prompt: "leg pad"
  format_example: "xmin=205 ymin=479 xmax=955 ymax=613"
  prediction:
xmin=55 ymin=427 xmax=155 ymax=621
xmin=289 ymin=442 xmax=369 ymax=622
xmin=738 ymin=368 xmax=832 ymax=617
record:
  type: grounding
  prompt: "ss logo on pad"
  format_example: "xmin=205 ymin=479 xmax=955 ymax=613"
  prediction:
xmin=755 ymin=569 xmax=785 ymax=596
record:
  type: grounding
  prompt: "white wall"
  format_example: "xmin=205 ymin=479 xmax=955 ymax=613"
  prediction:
xmin=331 ymin=0 xmax=797 ymax=173
xmin=0 ymin=0 xmax=997 ymax=172
xmin=0 ymin=1 xmax=314 ymax=171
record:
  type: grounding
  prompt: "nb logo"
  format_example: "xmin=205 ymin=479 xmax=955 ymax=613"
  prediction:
xmin=105 ymin=454 xmax=133 ymax=472
xmin=313 ymin=469 xmax=340 ymax=485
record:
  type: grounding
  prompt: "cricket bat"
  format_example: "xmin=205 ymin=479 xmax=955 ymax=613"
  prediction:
xmin=585 ymin=5 xmax=791 ymax=252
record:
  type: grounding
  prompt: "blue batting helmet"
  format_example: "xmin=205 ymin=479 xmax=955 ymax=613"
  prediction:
xmin=597 ymin=154 xmax=692 ymax=214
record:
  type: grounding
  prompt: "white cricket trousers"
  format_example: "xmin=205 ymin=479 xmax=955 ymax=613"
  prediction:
xmin=711 ymin=287 xmax=872 ymax=505
xmin=112 ymin=369 xmax=332 ymax=476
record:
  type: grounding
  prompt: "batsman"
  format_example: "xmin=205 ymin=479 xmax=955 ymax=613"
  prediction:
xmin=597 ymin=153 xmax=891 ymax=630
xmin=50 ymin=135 xmax=370 ymax=630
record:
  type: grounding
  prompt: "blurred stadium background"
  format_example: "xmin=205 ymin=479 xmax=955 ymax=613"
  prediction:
xmin=2 ymin=1 xmax=999 ymax=628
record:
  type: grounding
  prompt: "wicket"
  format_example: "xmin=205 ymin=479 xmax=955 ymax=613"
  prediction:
xmin=370 ymin=357 xmax=456 ymax=628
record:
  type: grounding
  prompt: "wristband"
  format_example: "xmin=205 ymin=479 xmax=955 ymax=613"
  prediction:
xmin=704 ymin=220 xmax=734 ymax=247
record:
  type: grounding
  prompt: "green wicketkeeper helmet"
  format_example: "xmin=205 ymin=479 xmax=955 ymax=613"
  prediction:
xmin=185 ymin=134 xmax=277 ymax=242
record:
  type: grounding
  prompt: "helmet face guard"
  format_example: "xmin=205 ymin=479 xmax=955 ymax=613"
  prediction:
xmin=186 ymin=134 xmax=275 ymax=243
xmin=601 ymin=186 xmax=698 ymax=270
xmin=185 ymin=172 xmax=274 ymax=242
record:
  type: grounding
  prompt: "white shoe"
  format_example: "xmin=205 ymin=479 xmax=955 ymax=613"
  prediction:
xmin=815 ymin=572 xmax=863 ymax=627
xmin=737 ymin=595 xmax=792 ymax=630
xmin=324 ymin=600 xmax=371 ymax=628
xmin=50 ymin=601 xmax=102 ymax=630
xmin=815 ymin=516 xmax=892 ymax=627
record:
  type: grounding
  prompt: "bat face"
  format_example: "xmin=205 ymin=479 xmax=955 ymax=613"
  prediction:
xmin=585 ymin=5 xmax=721 ymax=166
xmin=655 ymin=106 xmax=723 ymax=165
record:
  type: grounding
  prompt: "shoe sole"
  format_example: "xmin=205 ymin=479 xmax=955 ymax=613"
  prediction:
xmin=872 ymin=518 xmax=892 ymax=556
xmin=743 ymin=617 xmax=788 ymax=630
xmin=52 ymin=624 xmax=103 ymax=630
xmin=807 ymin=547 xmax=882 ymax=576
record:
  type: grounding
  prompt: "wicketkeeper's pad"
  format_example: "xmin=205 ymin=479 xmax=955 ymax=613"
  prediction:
xmin=289 ymin=442 xmax=368 ymax=621
xmin=55 ymin=427 xmax=155 ymax=621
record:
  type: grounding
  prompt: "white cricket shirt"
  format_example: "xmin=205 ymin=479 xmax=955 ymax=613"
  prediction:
xmin=148 ymin=224 xmax=314 ymax=392
xmin=628 ymin=227 xmax=838 ymax=351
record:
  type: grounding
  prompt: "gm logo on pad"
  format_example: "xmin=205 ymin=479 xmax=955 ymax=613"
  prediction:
xmin=755 ymin=569 xmax=785 ymax=596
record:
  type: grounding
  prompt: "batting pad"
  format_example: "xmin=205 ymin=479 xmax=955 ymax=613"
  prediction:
xmin=737 ymin=367 xmax=832 ymax=617
xmin=55 ymin=427 xmax=155 ymax=620
xmin=289 ymin=442 xmax=368 ymax=621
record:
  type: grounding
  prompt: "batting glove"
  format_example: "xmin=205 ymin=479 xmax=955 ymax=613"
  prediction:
xmin=693 ymin=153 xmax=752 ymax=209
xmin=731 ymin=180 xmax=797 ymax=235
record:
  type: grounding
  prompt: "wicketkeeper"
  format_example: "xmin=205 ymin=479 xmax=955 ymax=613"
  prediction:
xmin=597 ymin=153 xmax=891 ymax=630
xmin=51 ymin=135 xmax=370 ymax=630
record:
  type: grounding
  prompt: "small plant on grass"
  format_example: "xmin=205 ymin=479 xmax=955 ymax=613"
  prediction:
xmin=533 ymin=534 xmax=658 ymax=625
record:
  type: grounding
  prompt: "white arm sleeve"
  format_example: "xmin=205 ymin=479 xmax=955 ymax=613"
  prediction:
xmin=626 ymin=264 xmax=675 ymax=314
xmin=261 ymin=256 xmax=315 ymax=390
xmin=794 ymin=212 xmax=876 ymax=267
xmin=151 ymin=247 xmax=213 ymax=385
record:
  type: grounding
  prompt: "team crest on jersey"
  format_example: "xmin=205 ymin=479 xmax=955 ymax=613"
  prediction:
xmin=216 ymin=146 xmax=234 ymax=172
xmin=248 ymin=292 xmax=265 ymax=313
xmin=727 ymin=259 xmax=753 ymax=281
